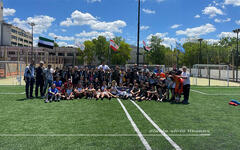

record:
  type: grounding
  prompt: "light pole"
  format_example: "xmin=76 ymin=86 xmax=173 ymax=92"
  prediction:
xmin=198 ymin=38 xmax=203 ymax=64
xmin=233 ymin=29 xmax=240 ymax=82
xmin=54 ymin=37 xmax=57 ymax=68
xmin=28 ymin=22 xmax=35 ymax=62
xmin=137 ymin=0 xmax=141 ymax=66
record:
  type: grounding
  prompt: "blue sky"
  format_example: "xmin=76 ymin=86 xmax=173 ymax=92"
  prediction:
xmin=3 ymin=0 xmax=240 ymax=48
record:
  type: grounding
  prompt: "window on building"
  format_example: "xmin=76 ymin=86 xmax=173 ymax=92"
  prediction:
xmin=18 ymin=44 xmax=23 ymax=47
xmin=18 ymin=38 xmax=23 ymax=42
xmin=11 ymin=35 xmax=17 ymax=40
xmin=11 ymin=42 xmax=17 ymax=46
xmin=67 ymin=53 xmax=74 ymax=56
xmin=8 ymin=51 xmax=16 ymax=55
xmin=58 ymin=53 xmax=64 ymax=56
xmin=24 ymin=40 xmax=28 ymax=43
xmin=11 ymin=29 xmax=17 ymax=34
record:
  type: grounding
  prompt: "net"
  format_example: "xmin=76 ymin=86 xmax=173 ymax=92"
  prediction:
xmin=192 ymin=64 xmax=231 ymax=86
xmin=0 ymin=61 xmax=25 ymax=85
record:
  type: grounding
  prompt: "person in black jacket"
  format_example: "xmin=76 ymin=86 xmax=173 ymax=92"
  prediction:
xmin=35 ymin=61 xmax=44 ymax=98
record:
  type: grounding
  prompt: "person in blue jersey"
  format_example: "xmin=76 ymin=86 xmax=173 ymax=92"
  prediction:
xmin=53 ymin=76 xmax=63 ymax=91
xmin=45 ymin=84 xmax=61 ymax=103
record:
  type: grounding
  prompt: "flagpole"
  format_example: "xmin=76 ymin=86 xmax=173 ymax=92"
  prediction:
xmin=137 ymin=0 xmax=141 ymax=66
xmin=108 ymin=44 xmax=110 ymax=66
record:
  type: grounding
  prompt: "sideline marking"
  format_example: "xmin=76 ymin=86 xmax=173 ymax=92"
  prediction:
xmin=117 ymin=98 xmax=152 ymax=150
xmin=191 ymin=90 xmax=207 ymax=95
xmin=191 ymin=89 xmax=240 ymax=96
xmin=131 ymin=101 xmax=182 ymax=150
xmin=0 ymin=92 xmax=25 ymax=95
xmin=0 ymin=134 xmax=210 ymax=137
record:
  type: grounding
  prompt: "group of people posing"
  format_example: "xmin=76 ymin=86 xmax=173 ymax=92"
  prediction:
xmin=24 ymin=61 xmax=190 ymax=104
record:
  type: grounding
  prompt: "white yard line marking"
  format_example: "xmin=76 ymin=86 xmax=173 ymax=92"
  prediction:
xmin=131 ymin=101 xmax=182 ymax=150
xmin=0 ymin=92 xmax=25 ymax=95
xmin=0 ymin=134 xmax=210 ymax=137
xmin=191 ymin=89 xmax=240 ymax=96
xmin=117 ymin=98 xmax=152 ymax=150
xmin=191 ymin=89 xmax=208 ymax=95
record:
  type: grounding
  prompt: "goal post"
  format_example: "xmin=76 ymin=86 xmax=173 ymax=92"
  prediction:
xmin=125 ymin=64 xmax=165 ymax=72
xmin=192 ymin=64 xmax=229 ymax=87
xmin=0 ymin=61 xmax=26 ymax=85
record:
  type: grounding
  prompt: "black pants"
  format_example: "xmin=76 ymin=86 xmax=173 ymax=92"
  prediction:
xmin=25 ymin=78 xmax=35 ymax=98
xmin=35 ymin=79 xmax=44 ymax=97
xmin=183 ymin=84 xmax=190 ymax=103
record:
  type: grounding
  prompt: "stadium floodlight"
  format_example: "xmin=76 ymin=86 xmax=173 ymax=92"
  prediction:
xmin=28 ymin=22 xmax=35 ymax=62
xmin=198 ymin=38 xmax=203 ymax=64
xmin=233 ymin=29 xmax=240 ymax=82
xmin=137 ymin=0 xmax=141 ymax=66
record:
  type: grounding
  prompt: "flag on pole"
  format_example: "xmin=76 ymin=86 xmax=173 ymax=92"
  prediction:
xmin=143 ymin=40 xmax=151 ymax=52
xmin=110 ymin=39 xmax=119 ymax=51
xmin=176 ymin=42 xmax=185 ymax=53
xmin=38 ymin=37 xmax=54 ymax=49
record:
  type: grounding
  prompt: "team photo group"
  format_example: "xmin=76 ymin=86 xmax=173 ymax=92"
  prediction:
xmin=24 ymin=61 xmax=190 ymax=104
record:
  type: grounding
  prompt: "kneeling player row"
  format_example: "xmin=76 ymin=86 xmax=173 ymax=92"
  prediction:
xmin=45 ymin=80 xmax=168 ymax=103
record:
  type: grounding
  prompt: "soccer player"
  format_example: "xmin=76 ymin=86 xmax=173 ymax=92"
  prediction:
xmin=45 ymin=84 xmax=60 ymax=103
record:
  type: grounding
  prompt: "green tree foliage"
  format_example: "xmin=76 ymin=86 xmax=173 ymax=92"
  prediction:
xmin=92 ymin=36 xmax=109 ymax=63
xmin=83 ymin=40 xmax=95 ymax=65
xmin=110 ymin=37 xmax=132 ymax=65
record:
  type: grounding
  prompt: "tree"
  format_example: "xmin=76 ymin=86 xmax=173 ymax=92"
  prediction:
xmin=92 ymin=36 xmax=109 ymax=63
xmin=83 ymin=40 xmax=95 ymax=65
xmin=145 ymin=36 xmax=166 ymax=65
xmin=76 ymin=48 xmax=84 ymax=65
xmin=110 ymin=37 xmax=132 ymax=65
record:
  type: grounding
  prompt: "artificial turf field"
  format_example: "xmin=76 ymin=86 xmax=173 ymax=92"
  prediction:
xmin=0 ymin=86 xmax=239 ymax=150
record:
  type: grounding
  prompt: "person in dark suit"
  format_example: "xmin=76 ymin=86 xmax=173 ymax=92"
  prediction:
xmin=35 ymin=61 xmax=45 ymax=98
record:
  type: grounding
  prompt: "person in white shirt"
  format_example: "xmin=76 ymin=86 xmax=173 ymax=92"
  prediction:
xmin=43 ymin=64 xmax=55 ymax=95
xmin=98 ymin=62 xmax=110 ymax=72
xmin=180 ymin=66 xmax=190 ymax=104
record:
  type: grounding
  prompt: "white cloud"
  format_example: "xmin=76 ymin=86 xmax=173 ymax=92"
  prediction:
xmin=147 ymin=32 xmax=168 ymax=41
xmin=171 ymin=24 xmax=182 ymax=29
xmin=224 ymin=0 xmax=240 ymax=6
xmin=87 ymin=0 xmax=101 ymax=3
xmin=60 ymin=10 xmax=126 ymax=33
xmin=202 ymin=6 xmax=224 ymax=18
xmin=195 ymin=14 xmax=200 ymax=18
xmin=142 ymin=8 xmax=156 ymax=14
xmin=10 ymin=15 xmax=55 ymax=34
xmin=176 ymin=24 xmax=216 ymax=37
xmin=75 ymin=30 xmax=114 ymax=39
xmin=48 ymin=33 xmax=75 ymax=41
xmin=140 ymin=25 xmax=150 ymax=30
xmin=236 ymin=20 xmax=240 ymax=25
xmin=61 ymin=29 xmax=67 ymax=32
xmin=206 ymin=39 xmax=219 ymax=44
xmin=214 ymin=18 xmax=231 ymax=23
xmin=3 ymin=8 xmax=16 ymax=17
xmin=58 ymin=41 xmax=69 ymax=47
xmin=218 ymin=32 xmax=236 ymax=38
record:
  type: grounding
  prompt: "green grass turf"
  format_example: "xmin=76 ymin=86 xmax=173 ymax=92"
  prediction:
xmin=0 ymin=86 xmax=239 ymax=150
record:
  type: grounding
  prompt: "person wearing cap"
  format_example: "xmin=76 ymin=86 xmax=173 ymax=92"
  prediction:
xmin=35 ymin=61 xmax=45 ymax=98
xmin=24 ymin=60 xmax=35 ymax=99
xmin=180 ymin=66 xmax=190 ymax=104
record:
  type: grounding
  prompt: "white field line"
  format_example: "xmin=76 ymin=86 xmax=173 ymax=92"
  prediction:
xmin=117 ymin=98 xmax=152 ymax=150
xmin=191 ymin=90 xmax=208 ymax=95
xmin=191 ymin=89 xmax=240 ymax=96
xmin=0 ymin=134 xmax=211 ymax=137
xmin=0 ymin=92 xmax=25 ymax=95
xmin=131 ymin=101 xmax=182 ymax=150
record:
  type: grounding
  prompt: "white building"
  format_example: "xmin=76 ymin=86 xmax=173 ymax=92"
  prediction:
xmin=0 ymin=1 xmax=32 ymax=47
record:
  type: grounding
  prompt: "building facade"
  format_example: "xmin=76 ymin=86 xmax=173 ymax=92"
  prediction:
xmin=0 ymin=1 xmax=32 ymax=47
